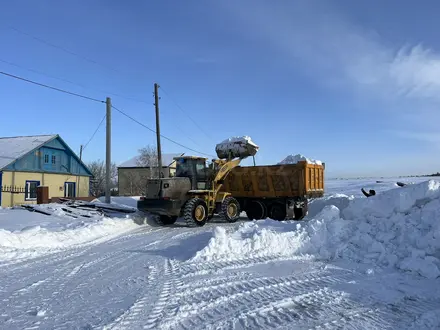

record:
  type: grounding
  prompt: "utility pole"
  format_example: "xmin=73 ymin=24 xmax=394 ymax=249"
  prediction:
xmin=105 ymin=97 xmax=112 ymax=203
xmin=78 ymin=144 xmax=83 ymax=200
xmin=154 ymin=83 xmax=162 ymax=178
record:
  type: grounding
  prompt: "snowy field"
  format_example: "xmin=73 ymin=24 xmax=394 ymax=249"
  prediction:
xmin=0 ymin=177 xmax=440 ymax=329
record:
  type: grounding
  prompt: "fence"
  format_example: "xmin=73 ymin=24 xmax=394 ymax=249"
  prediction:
xmin=1 ymin=185 xmax=26 ymax=194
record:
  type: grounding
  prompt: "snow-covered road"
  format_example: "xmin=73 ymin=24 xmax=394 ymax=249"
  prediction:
xmin=1 ymin=220 xmax=439 ymax=329
xmin=1 ymin=177 xmax=440 ymax=329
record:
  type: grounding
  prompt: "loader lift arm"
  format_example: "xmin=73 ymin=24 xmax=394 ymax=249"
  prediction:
xmin=213 ymin=158 xmax=241 ymax=196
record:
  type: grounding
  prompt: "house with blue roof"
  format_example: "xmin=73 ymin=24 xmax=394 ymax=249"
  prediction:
xmin=0 ymin=134 xmax=93 ymax=208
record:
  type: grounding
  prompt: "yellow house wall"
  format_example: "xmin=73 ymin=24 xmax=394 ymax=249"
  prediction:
xmin=1 ymin=171 xmax=90 ymax=208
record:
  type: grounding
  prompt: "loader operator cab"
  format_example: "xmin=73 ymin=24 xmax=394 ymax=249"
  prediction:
xmin=174 ymin=156 xmax=213 ymax=190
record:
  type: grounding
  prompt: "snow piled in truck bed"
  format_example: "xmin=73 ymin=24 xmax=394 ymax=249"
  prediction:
xmin=192 ymin=179 xmax=440 ymax=279
xmin=278 ymin=154 xmax=322 ymax=165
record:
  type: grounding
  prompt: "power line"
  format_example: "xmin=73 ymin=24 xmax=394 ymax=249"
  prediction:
xmin=111 ymin=105 xmax=215 ymax=158
xmin=159 ymin=86 xmax=214 ymax=141
xmin=0 ymin=58 xmax=149 ymax=104
xmin=83 ymin=114 xmax=106 ymax=151
xmin=0 ymin=58 xmax=81 ymax=86
xmin=7 ymin=25 xmax=123 ymax=76
xmin=0 ymin=70 xmax=104 ymax=103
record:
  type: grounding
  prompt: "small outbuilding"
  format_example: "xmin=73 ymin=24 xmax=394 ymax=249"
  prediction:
xmin=117 ymin=153 xmax=184 ymax=196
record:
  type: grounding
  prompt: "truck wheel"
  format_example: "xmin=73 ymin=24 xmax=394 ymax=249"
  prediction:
xmin=246 ymin=201 xmax=266 ymax=220
xmin=220 ymin=196 xmax=241 ymax=223
xmin=294 ymin=200 xmax=308 ymax=220
xmin=156 ymin=215 xmax=178 ymax=225
xmin=294 ymin=207 xmax=305 ymax=220
xmin=184 ymin=198 xmax=208 ymax=227
xmin=269 ymin=203 xmax=287 ymax=221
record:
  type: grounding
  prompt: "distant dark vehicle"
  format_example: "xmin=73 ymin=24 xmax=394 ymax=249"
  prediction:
xmin=361 ymin=188 xmax=376 ymax=198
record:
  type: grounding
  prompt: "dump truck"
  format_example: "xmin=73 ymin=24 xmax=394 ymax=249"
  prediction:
xmin=137 ymin=137 xmax=259 ymax=227
xmin=220 ymin=161 xmax=325 ymax=220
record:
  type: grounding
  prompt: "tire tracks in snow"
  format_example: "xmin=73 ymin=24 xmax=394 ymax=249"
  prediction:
xmin=177 ymin=254 xmax=309 ymax=278
xmin=160 ymin=268 xmax=357 ymax=329
xmin=103 ymin=259 xmax=182 ymax=330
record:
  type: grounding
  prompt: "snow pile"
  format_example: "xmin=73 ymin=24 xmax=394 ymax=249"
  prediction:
xmin=278 ymin=154 xmax=322 ymax=165
xmin=0 ymin=207 xmax=140 ymax=262
xmin=192 ymin=180 xmax=440 ymax=279
xmin=192 ymin=220 xmax=309 ymax=262
xmin=215 ymin=136 xmax=259 ymax=159
xmin=306 ymin=193 xmax=354 ymax=218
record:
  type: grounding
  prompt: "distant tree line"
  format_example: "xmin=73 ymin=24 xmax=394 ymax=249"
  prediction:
xmin=423 ymin=172 xmax=440 ymax=177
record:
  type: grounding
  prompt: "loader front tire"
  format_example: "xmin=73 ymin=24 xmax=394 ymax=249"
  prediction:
xmin=220 ymin=196 xmax=241 ymax=223
xmin=184 ymin=198 xmax=208 ymax=227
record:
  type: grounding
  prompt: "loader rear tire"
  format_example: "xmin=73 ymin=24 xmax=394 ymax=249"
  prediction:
xmin=184 ymin=198 xmax=208 ymax=227
xmin=220 ymin=196 xmax=241 ymax=223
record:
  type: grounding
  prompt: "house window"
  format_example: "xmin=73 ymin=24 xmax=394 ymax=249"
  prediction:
xmin=25 ymin=180 xmax=40 ymax=201
xmin=51 ymin=155 xmax=56 ymax=165
xmin=64 ymin=182 xmax=76 ymax=198
xmin=44 ymin=154 xmax=49 ymax=164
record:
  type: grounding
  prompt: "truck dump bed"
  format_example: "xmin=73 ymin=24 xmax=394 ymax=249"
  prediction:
xmin=221 ymin=161 xmax=324 ymax=199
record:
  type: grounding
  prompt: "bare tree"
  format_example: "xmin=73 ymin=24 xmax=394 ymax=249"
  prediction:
xmin=121 ymin=170 xmax=149 ymax=196
xmin=137 ymin=145 xmax=160 ymax=178
xmin=87 ymin=160 xmax=118 ymax=197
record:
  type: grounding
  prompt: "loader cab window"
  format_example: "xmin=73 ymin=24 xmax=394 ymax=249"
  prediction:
xmin=176 ymin=158 xmax=191 ymax=178
xmin=195 ymin=160 xmax=208 ymax=181
xmin=176 ymin=158 xmax=208 ymax=180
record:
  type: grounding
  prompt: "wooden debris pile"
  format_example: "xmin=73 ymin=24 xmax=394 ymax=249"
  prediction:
xmin=20 ymin=198 xmax=138 ymax=219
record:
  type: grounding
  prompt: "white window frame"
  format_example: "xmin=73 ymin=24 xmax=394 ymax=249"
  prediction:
xmin=64 ymin=182 xmax=76 ymax=198
xmin=25 ymin=181 xmax=39 ymax=201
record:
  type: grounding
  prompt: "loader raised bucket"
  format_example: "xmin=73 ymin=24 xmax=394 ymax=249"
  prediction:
xmin=215 ymin=136 xmax=259 ymax=160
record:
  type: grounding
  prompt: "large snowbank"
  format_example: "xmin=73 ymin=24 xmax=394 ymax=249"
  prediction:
xmin=0 ymin=205 xmax=140 ymax=263
xmin=324 ymin=177 xmax=430 ymax=198
xmin=278 ymin=154 xmax=322 ymax=165
xmin=192 ymin=180 xmax=440 ymax=279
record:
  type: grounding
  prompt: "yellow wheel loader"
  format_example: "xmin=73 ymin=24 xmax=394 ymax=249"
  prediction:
xmin=137 ymin=138 xmax=259 ymax=227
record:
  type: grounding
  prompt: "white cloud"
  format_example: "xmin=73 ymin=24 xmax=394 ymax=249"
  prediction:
xmin=389 ymin=45 xmax=440 ymax=100
xmin=388 ymin=130 xmax=440 ymax=145
xmin=218 ymin=0 xmax=440 ymax=144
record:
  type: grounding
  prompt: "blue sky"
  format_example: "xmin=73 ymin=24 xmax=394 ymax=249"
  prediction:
xmin=1 ymin=0 xmax=439 ymax=178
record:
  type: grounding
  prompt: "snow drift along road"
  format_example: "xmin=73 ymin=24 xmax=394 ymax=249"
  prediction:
xmin=0 ymin=205 xmax=140 ymax=263
xmin=192 ymin=180 xmax=440 ymax=279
